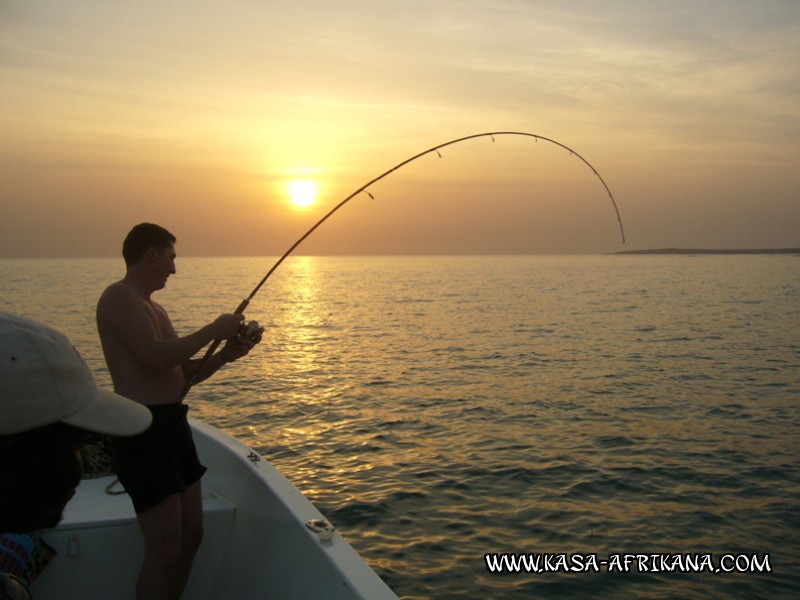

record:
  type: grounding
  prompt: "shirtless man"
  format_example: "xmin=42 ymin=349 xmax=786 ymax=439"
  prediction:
xmin=96 ymin=223 xmax=260 ymax=600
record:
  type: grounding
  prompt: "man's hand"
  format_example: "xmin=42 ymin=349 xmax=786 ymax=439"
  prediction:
xmin=220 ymin=326 xmax=262 ymax=362
xmin=209 ymin=314 xmax=245 ymax=340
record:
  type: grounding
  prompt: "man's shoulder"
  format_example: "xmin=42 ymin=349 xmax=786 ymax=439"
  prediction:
xmin=101 ymin=280 xmax=125 ymax=292
xmin=98 ymin=281 xmax=167 ymax=318
xmin=99 ymin=281 xmax=130 ymax=303
xmin=97 ymin=281 xmax=146 ymax=315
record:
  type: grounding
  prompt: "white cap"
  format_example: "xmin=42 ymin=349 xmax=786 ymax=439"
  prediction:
xmin=0 ymin=312 xmax=152 ymax=436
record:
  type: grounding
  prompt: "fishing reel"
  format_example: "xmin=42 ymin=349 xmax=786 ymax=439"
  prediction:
xmin=237 ymin=320 xmax=264 ymax=343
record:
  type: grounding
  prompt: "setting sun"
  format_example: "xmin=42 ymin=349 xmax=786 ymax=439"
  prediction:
xmin=287 ymin=179 xmax=319 ymax=208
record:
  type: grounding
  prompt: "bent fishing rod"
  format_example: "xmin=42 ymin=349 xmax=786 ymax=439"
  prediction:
xmin=181 ymin=131 xmax=625 ymax=398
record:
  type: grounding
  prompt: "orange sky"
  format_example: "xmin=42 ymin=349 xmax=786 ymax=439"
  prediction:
xmin=1 ymin=0 xmax=798 ymax=257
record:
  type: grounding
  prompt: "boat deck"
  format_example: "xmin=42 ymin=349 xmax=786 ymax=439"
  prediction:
xmin=32 ymin=476 xmax=238 ymax=599
xmin=29 ymin=419 xmax=398 ymax=599
xmin=53 ymin=475 xmax=236 ymax=530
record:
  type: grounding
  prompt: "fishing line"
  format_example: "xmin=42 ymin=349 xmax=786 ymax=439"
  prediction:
xmin=182 ymin=131 xmax=625 ymax=398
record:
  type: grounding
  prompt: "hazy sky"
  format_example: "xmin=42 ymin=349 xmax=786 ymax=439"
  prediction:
xmin=2 ymin=0 xmax=798 ymax=257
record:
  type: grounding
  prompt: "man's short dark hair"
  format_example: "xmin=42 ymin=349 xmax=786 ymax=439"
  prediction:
xmin=122 ymin=223 xmax=176 ymax=267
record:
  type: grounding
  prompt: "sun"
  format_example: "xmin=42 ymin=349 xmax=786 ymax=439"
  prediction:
xmin=287 ymin=179 xmax=319 ymax=208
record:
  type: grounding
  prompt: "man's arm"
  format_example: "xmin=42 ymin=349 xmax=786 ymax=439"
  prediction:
xmin=182 ymin=334 xmax=261 ymax=385
xmin=97 ymin=284 xmax=244 ymax=373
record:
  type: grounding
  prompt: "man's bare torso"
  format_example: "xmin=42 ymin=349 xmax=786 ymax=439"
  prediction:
xmin=97 ymin=281 xmax=185 ymax=406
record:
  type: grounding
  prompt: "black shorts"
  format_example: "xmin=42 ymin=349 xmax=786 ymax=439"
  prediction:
xmin=110 ymin=403 xmax=207 ymax=514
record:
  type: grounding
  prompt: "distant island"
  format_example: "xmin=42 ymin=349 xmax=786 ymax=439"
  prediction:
xmin=614 ymin=247 xmax=800 ymax=255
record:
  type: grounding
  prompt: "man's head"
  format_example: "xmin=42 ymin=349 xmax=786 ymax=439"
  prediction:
xmin=122 ymin=223 xmax=176 ymax=268
xmin=0 ymin=313 xmax=152 ymax=532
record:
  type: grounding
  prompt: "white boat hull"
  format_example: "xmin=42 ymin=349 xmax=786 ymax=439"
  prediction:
xmin=31 ymin=418 xmax=398 ymax=599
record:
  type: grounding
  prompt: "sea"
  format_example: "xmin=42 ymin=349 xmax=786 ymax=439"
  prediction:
xmin=1 ymin=255 xmax=798 ymax=599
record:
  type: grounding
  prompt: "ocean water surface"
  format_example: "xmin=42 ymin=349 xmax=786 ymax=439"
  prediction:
xmin=1 ymin=255 xmax=798 ymax=599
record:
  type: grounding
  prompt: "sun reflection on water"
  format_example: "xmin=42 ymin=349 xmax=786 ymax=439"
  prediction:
xmin=6 ymin=256 xmax=795 ymax=599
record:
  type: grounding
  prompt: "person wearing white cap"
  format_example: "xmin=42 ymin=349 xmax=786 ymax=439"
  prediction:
xmin=0 ymin=312 xmax=152 ymax=598
xmin=96 ymin=223 xmax=261 ymax=600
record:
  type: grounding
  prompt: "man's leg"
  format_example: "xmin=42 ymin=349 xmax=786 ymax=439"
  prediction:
xmin=135 ymin=494 xmax=184 ymax=600
xmin=170 ymin=480 xmax=204 ymax=599
xmin=135 ymin=482 xmax=204 ymax=600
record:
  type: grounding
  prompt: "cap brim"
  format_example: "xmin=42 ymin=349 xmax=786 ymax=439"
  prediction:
xmin=61 ymin=389 xmax=152 ymax=436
